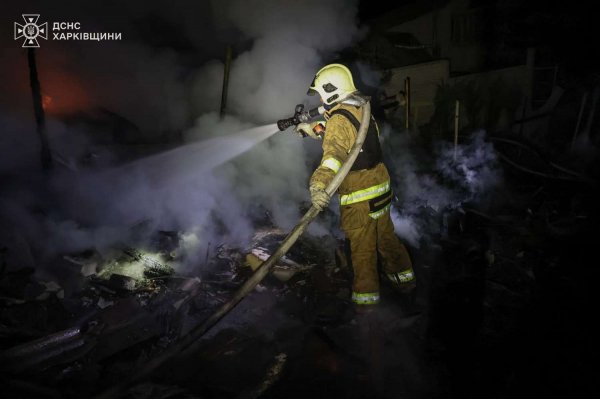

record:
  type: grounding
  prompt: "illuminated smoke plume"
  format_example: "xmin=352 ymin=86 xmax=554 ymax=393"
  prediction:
xmin=0 ymin=0 xmax=362 ymax=274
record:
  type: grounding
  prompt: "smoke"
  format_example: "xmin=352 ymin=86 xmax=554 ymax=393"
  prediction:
xmin=193 ymin=0 xmax=363 ymax=122
xmin=390 ymin=209 xmax=422 ymax=249
xmin=178 ymin=0 xmax=364 ymax=254
xmin=1 ymin=0 xmax=502 ymax=281
xmin=436 ymin=131 xmax=502 ymax=200
xmin=383 ymin=127 xmax=503 ymax=248
xmin=0 ymin=0 xmax=363 ymax=275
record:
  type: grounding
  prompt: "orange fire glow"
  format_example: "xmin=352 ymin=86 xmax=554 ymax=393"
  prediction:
xmin=42 ymin=94 xmax=52 ymax=110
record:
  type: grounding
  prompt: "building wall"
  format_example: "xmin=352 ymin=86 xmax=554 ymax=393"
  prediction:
xmin=379 ymin=1 xmax=532 ymax=130
xmin=388 ymin=13 xmax=434 ymax=54
xmin=382 ymin=61 xmax=531 ymax=130
xmin=448 ymin=64 xmax=530 ymax=131
xmin=438 ymin=0 xmax=486 ymax=73
xmin=383 ymin=59 xmax=450 ymax=127
xmin=387 ymin=0 xmax=486 ymax=73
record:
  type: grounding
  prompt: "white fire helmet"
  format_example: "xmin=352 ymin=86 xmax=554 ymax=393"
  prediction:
xmin=307 ymin=63 xmax=357 ymax=106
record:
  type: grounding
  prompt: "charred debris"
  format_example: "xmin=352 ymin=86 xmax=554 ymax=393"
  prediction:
xmin=1 ymin=114 xmax=597 ymax=398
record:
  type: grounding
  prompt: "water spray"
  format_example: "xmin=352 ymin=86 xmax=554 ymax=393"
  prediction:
xmin=94 ymin=102 xmax=372 ymax=399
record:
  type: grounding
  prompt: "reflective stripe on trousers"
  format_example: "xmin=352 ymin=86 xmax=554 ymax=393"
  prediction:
xmin=340 ymin=180 xmax=390 ymax=206
xmin=352 ymin=291 xmax=380 ymax=305
xmin=369 ymin=203 xmax=391 ymax=219
xmin=387 ymin=269 xmax=415 ymax=284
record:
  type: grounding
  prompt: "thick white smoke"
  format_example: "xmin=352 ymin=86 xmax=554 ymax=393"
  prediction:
xmin=383 ymin=127 xmax=503 ymax=247
xmin=1 ymin=0 xmax=503 ymax=279
xmin=193 ymin=0 xmax=363 ymax=122
xmin=0 ymin=0 xmax=363 ymax=275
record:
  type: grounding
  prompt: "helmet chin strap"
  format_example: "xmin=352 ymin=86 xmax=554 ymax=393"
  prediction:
xmin=322 ymin=92 xmax=350 ymax=110
xmin=323 ymin=102 xmax=336 ymax=111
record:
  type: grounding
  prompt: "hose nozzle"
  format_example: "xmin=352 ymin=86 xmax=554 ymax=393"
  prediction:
xmin=277 ymin=104 xmax=304 ymax=131
xmin=277 ymin=104 xmax=323 ymax=131
xmin=276 ymin=117 xmax=297 ymax=131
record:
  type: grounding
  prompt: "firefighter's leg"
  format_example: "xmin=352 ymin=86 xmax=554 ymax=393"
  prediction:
xmin=376 ymin=211 xmax=416 ymax=293
xmin=341 ymin=203 xmax=380 ymax=305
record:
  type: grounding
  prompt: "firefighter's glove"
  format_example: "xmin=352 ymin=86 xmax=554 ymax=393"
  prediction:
xmin=310 ymin=183 xmax=330 ymax=211
xmin=295 ymin=123 xmax=320 ymax=140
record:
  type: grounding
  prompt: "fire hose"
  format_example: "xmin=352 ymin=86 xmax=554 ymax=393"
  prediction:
xmin=94 ymin=101 xmax=371 ymax=398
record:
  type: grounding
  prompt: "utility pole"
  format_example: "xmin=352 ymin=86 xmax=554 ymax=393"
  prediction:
xmin=432 ymin=1 xmax=439 ymax=58
xmin=27 ymin=48 xmax=52 ymax=171
xmin=454 ymin=100 xmax=460 ymax=161
xmin=404 ymin=77 xmax=411 ymax=129
xmin=220 ymin=45 xmax=232 ymax=119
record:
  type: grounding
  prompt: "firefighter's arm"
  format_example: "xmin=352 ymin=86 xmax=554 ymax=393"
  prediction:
xmin=295 ymin=121 xmax=325 ymax=140
xmin=309 ymin=115 xmax=355 ymax=190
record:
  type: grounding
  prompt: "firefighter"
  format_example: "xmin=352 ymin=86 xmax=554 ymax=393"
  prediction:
xmin=296 ymin=63 xmax=415 ymax=306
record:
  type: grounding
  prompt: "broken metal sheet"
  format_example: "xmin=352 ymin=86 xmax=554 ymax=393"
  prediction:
xmin=245 ymin=247 xmax=272 ymax=271
xmin=0 ymin=278 xmax=202 ymax=373
xmin=0 ymin=326 xmax=96 ymax=373
xmin=107 ymin=274 xmax=137 ymax=292
xmin=36 ymin=281 xmax=65 ymax=300
xmin=63 ymin=250 xmax=103 ymax=277
xmin=245 ymin=248 xmax=311 ymax=283
xmin=96 ymin=297 xmax=114 ymax=309
xmin=247 ymin=228 xmax=330 ymax=265
xmin=243 ymin=229 xmax=334 ymax=283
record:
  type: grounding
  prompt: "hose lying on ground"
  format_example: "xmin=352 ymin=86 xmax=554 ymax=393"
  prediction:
xmin=94 ymin=102 xmax=372 ymax=399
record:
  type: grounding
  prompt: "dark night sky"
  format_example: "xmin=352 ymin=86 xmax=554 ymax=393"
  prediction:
xmin=358 ymin=0 xmax=413 ymax=21
xmin=3 ymin=1 xmax=595 ymax=72
xmin=358 ymin=0 xmax=596 ymax=77
xmin=1 ymin=0 xmax=596 ymax=120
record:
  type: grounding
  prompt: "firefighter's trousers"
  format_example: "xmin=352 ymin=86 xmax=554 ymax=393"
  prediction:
xmin=339 ymin=166 xmax=415 ymax=305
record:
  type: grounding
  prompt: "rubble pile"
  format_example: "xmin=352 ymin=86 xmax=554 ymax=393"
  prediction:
xmin=0 ymin=132 xmax=596 ymax=398
xmin=0 ymin=226 xmax=357 ymax=397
